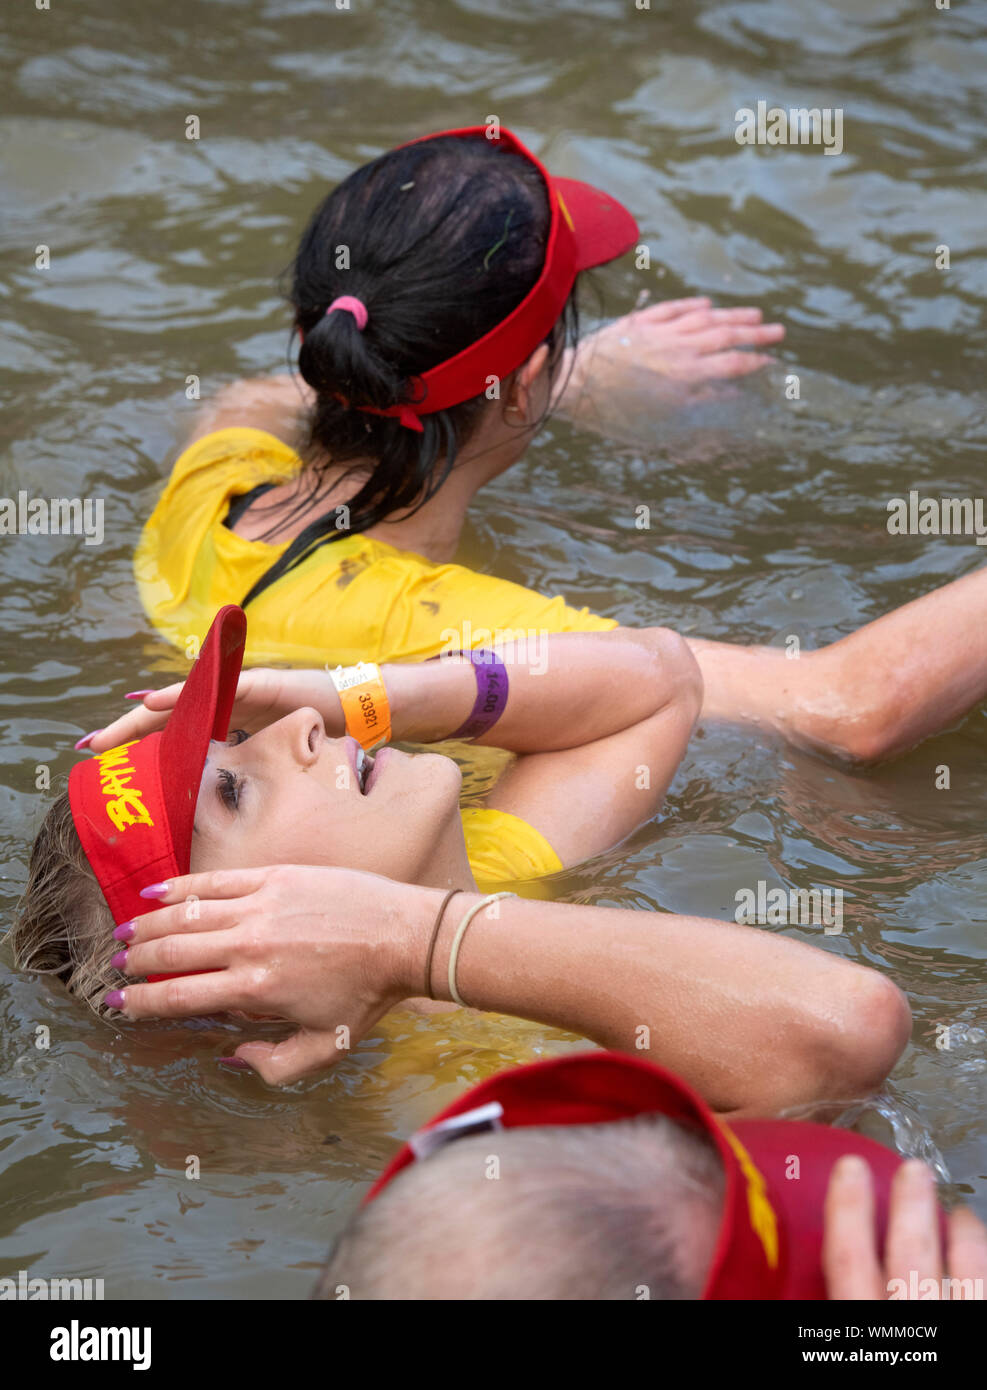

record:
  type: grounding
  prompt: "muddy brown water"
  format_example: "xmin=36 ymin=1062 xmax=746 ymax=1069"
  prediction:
xmin=1 ymin=0 xmax=985 ymax=1297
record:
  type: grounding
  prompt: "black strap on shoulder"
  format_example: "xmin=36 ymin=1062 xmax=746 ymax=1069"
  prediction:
xmin=223 ymin=482 xmax=277 ymax=531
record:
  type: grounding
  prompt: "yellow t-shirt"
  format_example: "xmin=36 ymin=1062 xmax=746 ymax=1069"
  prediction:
xmin=460 ymin=806 xmax=563 ymax=893
xmin=136 ymin=427 xmax=616 ymax=667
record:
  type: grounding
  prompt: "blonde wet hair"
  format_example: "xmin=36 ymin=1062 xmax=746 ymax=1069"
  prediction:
xmin=9 ymin=789 xmax=121 ymax=1016
xmin=314 ymin=1114 xmax=724 ymax=1300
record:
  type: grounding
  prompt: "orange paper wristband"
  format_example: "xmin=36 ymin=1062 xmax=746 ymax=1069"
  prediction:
xmin=329 ymin=662 xmax=392 ymax=750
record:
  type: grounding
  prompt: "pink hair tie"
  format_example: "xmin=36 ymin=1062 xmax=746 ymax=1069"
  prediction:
xmin=326 ymin=295 xmax=368 ymax=331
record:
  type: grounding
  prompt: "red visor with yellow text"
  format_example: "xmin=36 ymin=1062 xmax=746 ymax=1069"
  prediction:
xmin=365 ymin=1051 xmax=920 ymax=1300
xmin=366 ymin=126 xmax=639 ymax=431
xmin=68 ymin=606 xmax=246 ymax=958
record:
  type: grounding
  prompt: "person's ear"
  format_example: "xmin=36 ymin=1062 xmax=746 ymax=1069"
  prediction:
xmin=506 ymin=344 xmax=550 ymax=423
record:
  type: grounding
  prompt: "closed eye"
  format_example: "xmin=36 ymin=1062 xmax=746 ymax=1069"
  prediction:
xmin=217 ymin=767 xmax=243 ymax=811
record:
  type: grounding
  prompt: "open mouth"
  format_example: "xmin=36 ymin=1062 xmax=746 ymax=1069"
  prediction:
xmin=355 ymin=746 xmax=376 ymax=795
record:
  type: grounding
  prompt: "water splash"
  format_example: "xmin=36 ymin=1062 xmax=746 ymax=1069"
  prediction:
xmin=777 ymin=1086 xmax=951 ymax=1184
xmin=835 ymin=1089 xmax=951 ymax=1185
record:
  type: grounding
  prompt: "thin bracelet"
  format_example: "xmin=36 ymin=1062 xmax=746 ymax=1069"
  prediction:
xmin=424 ymin=888 xmax=461 ymax=999
xmin=447 ymin=892 xmax=517 ymax=1007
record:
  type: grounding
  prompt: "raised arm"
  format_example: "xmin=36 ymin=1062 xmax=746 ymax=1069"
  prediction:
xmin=555 ymin=297 xmax=785 ymax=435
xmin=88 ymin=627 xmax=693 ymax=757
xmin=87 ymin=627 xmax=699 ymax=866
xmin=109 ymin=866 xmax=911 ymax=1113
xmin=176 ymin=297 xmax=785 ymax=451
xmin=475 ymin=627 xmax=701 ymax=865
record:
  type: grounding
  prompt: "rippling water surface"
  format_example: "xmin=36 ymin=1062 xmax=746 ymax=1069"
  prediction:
xmin=1 ymin=0 xmax=985 ymax=1297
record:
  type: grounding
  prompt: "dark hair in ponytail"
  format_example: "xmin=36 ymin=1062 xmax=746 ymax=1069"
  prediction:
xmin=241 ymin=135 xmax=580 ymax=606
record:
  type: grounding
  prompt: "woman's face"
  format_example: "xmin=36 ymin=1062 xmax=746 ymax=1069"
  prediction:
xmin=189 ymin=708 xmax=466 ymax=886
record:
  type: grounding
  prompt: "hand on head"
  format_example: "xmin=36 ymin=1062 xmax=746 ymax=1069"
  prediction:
xmin=79 ymin=666 xmax=345 ymax=755
xmin=108 ymin=866 xmax=441 ymax=1085
xmin=824 ymin=1154 xmax=987 ymax=1300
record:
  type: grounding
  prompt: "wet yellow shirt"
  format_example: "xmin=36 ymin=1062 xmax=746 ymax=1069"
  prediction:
xmin=460 ymin=806 xmax=563 ymax=892
xmin=137 ymin=430 xmax=568 ymax=891
xmin=135 ymin=427 xmax=616 ymax=667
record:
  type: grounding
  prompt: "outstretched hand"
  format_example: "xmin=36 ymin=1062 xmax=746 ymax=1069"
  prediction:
xmin=575 ymin=297 xmax=784 ymax=400
xmin=586 ymin=296 xmax=785 ymax=383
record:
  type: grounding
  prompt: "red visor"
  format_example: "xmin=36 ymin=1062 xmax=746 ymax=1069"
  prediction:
xmin=365 ymin=1051 xmax=927 ymax=1300
xmin=357 ymin=126 xmax=638 ymax=431
xmin=69 ymin=606 xmax=246 ymax=951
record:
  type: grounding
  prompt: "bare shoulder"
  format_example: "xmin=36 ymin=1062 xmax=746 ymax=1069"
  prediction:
xmin=184 ymin=375 xmax=315 ymax=449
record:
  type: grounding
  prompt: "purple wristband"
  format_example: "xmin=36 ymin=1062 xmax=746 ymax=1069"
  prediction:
xmin=440 ymin=649 xmax=509 ymax=741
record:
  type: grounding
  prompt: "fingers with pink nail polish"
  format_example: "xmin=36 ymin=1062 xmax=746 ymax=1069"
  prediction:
xmin=139 ymin=882 xmax=170 ymax=899
xmin=219 ymin=1056 xmax=253 ymax=1071
xmin=110 ymin=949 xmax=128 ymax=971
xmin=104 ymin=989 xmax=126 ymax=1011
xmin=124 ymin=690 xmax=154 ymax=700
xmin=74 ymin=731 xmax=101 ymax=751
xmin=113 ymin=921 xmax=135 ymax=941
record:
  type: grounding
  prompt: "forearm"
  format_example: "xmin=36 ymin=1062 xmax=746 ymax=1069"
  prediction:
xmin=90 ymin=629 xmax=697 ymax=764
xmin=382 ymin=627 xmax=695 ymax=751
xmin=816 ymin=564 xmax=987 ymax=754
xmin=407 ymin=890 xmax=909 ymax=1116
xmin=686 ymin=565 xmax=987 ymax=762
xmin=554 ymin=301 xmax=785 ymax=439
xmin=554 ymin=339 xmax=620 ymax=426
xmin=119 ymin=868 xmax=907 ymax=1095
xmin=555 ymin=334 xmax=691 ymax=430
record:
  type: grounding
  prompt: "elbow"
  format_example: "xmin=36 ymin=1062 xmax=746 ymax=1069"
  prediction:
xmin=845 ymin=969 xmax=913 ymax=1094
xmin=833 ymin=710 xmax=916 ymax=767
xmin=787 ymin=651 xmax=913 ymax=766
xmin=643 ymin=627 xmax=704 ymax=728
xmin=796 ymin=705 xmax=905 ymax=767
xmin=799 ymin=967 xmax=913 ymax=1107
